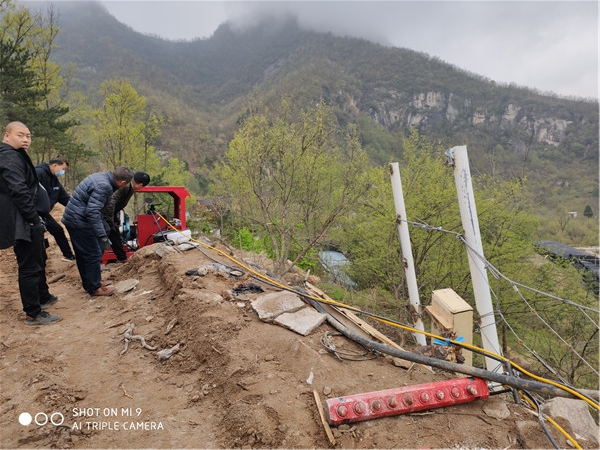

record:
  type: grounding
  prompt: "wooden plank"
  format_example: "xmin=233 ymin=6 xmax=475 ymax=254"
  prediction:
xmin=313 ymin=390 xmax=336 ymax=446
xmin=305 ymin=282 xmax=433 ymax=373
xmin=319 ymin=302 xmax=374 ymax=339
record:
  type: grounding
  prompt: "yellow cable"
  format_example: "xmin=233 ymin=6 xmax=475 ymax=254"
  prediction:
xmin=155 ymin=213 xmax=600 ymax=410
xmin=519 ymin=391 xmax=582 ymax=449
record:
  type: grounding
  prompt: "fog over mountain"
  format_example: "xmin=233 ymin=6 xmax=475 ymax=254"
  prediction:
xmin=93 ymin=0 xmax=599 ymax=100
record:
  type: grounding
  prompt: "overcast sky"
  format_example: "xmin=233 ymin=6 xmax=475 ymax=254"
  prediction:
xmin=89 ymin=2 xmax=596 ymax=99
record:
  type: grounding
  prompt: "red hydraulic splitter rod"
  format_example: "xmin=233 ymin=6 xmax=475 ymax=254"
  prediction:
xmin=324 ymin=377 xmax=489 ymax=425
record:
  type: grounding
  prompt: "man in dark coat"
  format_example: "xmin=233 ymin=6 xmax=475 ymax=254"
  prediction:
xmin=36 ymin=157 xmax=76 ymax=261
xmin=0 ymin=121 xmax=62 ymax=325
xmin=102 ymin=171 xmax=150 ymax=262
xmin=62 ymin=166 xmax=133 ymax=296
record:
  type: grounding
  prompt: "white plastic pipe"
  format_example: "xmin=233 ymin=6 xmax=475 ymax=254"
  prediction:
xmin=389 ymin=163 xmax=426 ymax=346
xmin=449 ymin=146 xmax=503 ymax=372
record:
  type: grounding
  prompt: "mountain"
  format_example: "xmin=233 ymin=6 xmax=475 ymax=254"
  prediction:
xmin=47 ymin=1 xmax=598 ymax=214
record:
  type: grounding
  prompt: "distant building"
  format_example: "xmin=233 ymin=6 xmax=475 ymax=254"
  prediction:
xmin=567 ymin=211 xmax=578 ymax=218
xmin=535 ymin=241 xmax=599 ymax=294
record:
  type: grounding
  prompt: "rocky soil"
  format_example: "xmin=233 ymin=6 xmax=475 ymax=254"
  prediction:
xmin=0 ymin=211 xmax=596 ymax=449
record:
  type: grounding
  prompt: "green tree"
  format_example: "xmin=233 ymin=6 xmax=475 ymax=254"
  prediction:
xmin=0 ymin=0 xmax=47 ymax=124
xmin=141 ymin=112 xmax=164 ymax=171
xmin=583 ymin=204 xmax=593 ymax=219
xmin=92 ymin=78 xmax=160 ymax=172
xmin=26 ymin=3 xmax=81 ymax=164
xmin=158 ymin=157 xmax=193 ymax=187
xmin=333 ymin=130 xmax=468 ymax=298
xmin=0 ymin=0 xmax=81 ymax=164
xmin=213 ymin=97 xmax=372 ymax=275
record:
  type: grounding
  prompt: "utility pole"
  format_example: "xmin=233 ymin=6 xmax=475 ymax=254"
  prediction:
xmin=448 ymin=146 xmax=503 ymax=373
xmin=389 ymin=163 xmax=426 ymax=346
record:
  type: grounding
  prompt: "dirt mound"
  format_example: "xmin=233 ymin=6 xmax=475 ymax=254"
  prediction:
xmin=0 ymin=230 xmax=586 ymax=449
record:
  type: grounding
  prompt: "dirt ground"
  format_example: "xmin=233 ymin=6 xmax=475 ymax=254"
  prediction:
xmin=0 ymin=210 xmax=591 ymax=449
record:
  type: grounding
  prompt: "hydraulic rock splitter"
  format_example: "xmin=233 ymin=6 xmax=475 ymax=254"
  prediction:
xmin=101 ymin=186 xmax=191 ymax=264
xmin=324 ymin=377 xmax=490 ymax=425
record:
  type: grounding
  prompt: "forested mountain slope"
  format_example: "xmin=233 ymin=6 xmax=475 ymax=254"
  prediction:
xmin=49 ymin=1 xmax=598 ymax=216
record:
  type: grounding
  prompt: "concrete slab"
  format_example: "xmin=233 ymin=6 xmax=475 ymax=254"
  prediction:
xmin=176 ymin=242 xmax=200 ymax=252
xmin=155 ymin=244 xmax=177 ymax=258
xmin=114 ymin=279 xmax=139 ymax=293
xmin=274 ymin=307 xmax=327 ymax=336
xmin=251 ymin=291 xmax=305 ymax=323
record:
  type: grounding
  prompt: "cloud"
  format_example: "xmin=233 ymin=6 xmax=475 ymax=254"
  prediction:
xmin=98 ymin=1 xmax=598 ymax=99
xmin=100 ymin=1 xmax=228 ymax=40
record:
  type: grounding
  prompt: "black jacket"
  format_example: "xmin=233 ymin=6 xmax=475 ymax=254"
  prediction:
xmin=35 ymin=162 xmax=71 ymax=209
xmin=102 ymin=183 xmax=135 ymax=226
xmin=0 ymin=142 xmax=42 ymax=249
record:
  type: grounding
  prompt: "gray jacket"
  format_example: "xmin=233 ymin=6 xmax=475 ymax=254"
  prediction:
xmin=62 ymin=171 xmax=118 ymax=239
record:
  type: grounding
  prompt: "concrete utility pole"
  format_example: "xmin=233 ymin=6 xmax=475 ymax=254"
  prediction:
xmin=448 ymin=146 xmax=503 ymax=373
xmin=389 ymin=163 xmax=426 ymax=346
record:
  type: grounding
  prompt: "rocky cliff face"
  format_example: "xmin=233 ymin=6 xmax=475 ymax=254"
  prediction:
xmin=364 ymin=90 xmax=574 ymax=147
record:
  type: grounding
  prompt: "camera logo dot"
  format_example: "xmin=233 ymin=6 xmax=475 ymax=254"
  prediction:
xmin=51 ymin=412 xmax=65 ymax=426
xmin=19 ymin=412 xmax=64 ymax=427
xmin=35 ymin=412 xmax=48 ymax=426
xmin=18 ymin=413 xmax=32 ymax=426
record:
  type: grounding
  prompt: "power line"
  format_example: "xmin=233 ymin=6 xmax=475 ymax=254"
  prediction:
xmin=401 ymin=217 xmax=600 ymax=380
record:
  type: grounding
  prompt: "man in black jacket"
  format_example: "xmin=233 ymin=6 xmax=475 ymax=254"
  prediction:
xmin=103 ymin=171 xmax=150 ymax=262
xmin=36 ymin=157 xmax=76 ymax=261
xmin=0 ymin=121 xmax=62 ymax=325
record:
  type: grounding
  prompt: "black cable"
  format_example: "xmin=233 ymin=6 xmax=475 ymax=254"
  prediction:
xmin=322 ymin=295 xmax=507 ymax=364
xmin=320 ymin=331 xmax=379 ymax=362
xmin=521 ymin=389 xmax=560 ymax=449
xmin=291 ymin=286 xmax=598 ymax=405
xmin=143 ymin=234 xmax=155 ymax=247
xmin=293 ymin=287 xmax=596 ymax=401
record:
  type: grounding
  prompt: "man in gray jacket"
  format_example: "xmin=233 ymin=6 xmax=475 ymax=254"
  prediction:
xmin=0 ymin=121 xmax=62 ymax=325
xmin=103 ymin=171 xmax=150 ymax=262
xmin=62 ymin=167 xmax=133 ymax=296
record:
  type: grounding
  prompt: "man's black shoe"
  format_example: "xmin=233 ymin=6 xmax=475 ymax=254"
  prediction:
xmin=40 ymin=295 xmax=58 ymax=310
xmin=24 ymin=311 xmax=62 ymax=325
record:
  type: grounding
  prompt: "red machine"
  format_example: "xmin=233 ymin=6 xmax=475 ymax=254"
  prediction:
xmin=324 ymin=377 xmax=490 ymax=425
xmin=102 ymin=186 xmax=191 ymax=264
